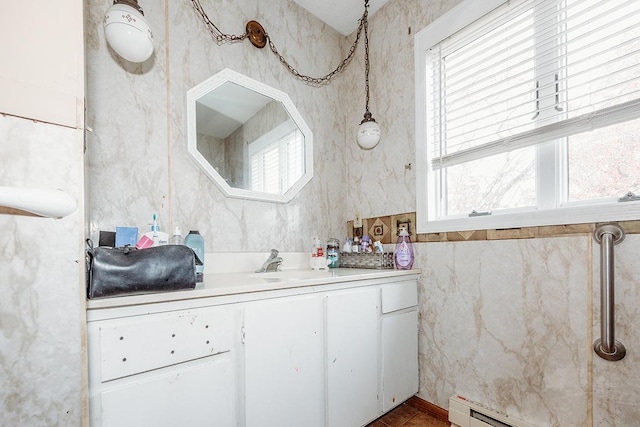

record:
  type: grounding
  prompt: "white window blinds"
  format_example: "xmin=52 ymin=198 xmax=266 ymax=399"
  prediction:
xmin=428 ymin=0 xmax=640 ymax=170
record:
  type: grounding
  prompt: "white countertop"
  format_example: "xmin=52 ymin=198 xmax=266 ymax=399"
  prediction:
xmin=86 ymin=267 xmax=421 ymax=311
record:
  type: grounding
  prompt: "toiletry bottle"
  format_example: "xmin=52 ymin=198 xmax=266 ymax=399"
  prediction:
xmin=327 ymin=237 xmax=340 ymax=268
xmin=184 ymin=230 xmax=204 ymax=282
xmin=361 ymin=235 xmax=372 ymax=253
xmin=169 ymin=226 xmax=183 ymax=245
xmin=311 ymin=236 xmax=326 ymax=269
xmin=342 ymin=237 xmax=352 ymax=253
xmin=394 ymin=228 xmax=414 ymax=270
xmin=312 ymin=236 xmax=323 ymax=257
xmin=144 ymin=213 xmax=169 ymax=246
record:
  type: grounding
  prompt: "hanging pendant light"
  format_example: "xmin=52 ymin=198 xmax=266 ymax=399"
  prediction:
xmin=104 ymin=0 xmax=154 ymax=63
xmin=356 ymin=0 xmax=381 ymax=150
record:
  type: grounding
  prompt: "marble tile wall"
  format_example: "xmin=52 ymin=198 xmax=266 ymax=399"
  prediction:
xmin=85 ymin=0 xmax=349 ymax=253
xmin=343 ymin=0 xmax=463 ymax=219
xmin=414 ymin=234 xmax=640 ymax=426
xmin=0 ymin=115 xmax=85 ymax=425
xmin=592 ymin=234 xmax=640 ymax=427
xmin=416 ymin=237 xmax=590 ymax=426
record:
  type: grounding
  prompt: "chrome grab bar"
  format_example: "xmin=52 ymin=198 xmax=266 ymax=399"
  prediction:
xmin=593 ymin=224 xmax=626 ymax=361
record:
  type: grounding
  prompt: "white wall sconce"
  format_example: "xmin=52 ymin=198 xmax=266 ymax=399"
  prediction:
xmin=104 ymin=0 xmax=154 ymax=63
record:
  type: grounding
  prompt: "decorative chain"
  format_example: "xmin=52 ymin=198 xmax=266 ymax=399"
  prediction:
xmin=363 ymin=7 xmax=371 ymax=115
xmin=189 ymin=0 xmax=370 ymax=85
xmin=190 ymin=0 xmax=248 ymax=43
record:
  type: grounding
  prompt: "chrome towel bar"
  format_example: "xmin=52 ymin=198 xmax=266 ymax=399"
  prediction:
xmin=593 ymin=224 xmax=626 ymax=361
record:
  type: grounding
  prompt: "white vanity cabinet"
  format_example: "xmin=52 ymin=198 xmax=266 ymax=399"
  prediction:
xmin=87 ymin=306 xmax=239 ymax=427
xmin=86 ymin=270 xmax=419 ymax=427
xmin=243 ymin=295 xmax=325 ymax=427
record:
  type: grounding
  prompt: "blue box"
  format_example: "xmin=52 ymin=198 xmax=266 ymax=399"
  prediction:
xmin=115 ymin=227 xmax=138 ymax=248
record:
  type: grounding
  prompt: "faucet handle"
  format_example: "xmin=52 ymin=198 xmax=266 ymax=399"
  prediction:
xmin=269 ymin=248 xmax=279 ymax=258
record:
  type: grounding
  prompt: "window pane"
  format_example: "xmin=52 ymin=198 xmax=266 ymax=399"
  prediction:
xmin=567 ymin=118 xmax=640 ymax=202
xmin=445 ymin=147 xmax=536 ymax=216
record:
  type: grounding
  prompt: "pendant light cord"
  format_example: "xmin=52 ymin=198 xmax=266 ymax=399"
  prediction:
xmin=362 ymin=0 xmax=373 ymax=120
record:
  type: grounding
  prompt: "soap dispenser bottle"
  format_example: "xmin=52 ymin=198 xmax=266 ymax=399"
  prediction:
xmin=184 ymin=230 xmax=204 ymax=282
xmin=394 ymin=227 xmax=414 ymax=270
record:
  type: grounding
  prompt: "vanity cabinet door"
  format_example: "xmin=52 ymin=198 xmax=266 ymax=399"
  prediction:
xmin=243 ymin=295 xmax=324 ymax=427
xmin=381 ymin=309 xmax=419 ymax=412
xmin=326 ymin=287 xmax=380 ymax=427
xmin=380 ymin=280 xmax=419 ymax=412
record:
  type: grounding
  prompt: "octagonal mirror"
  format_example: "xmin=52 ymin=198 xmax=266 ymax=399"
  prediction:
xmin=186 ymin=68 xmax=313 ymax=203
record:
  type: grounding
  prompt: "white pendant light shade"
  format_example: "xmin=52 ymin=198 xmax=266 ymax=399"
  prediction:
xmin=104 ymin=2 xmax=154 ymax=63
xmin=357 ymin=119 xmax=381 ymax=149
xmin=355 ymin=1 xmax=381 ymax=150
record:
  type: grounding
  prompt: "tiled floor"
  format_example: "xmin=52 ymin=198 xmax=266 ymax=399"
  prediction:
xmin=366 ymin=402 xmax=450 ymax=427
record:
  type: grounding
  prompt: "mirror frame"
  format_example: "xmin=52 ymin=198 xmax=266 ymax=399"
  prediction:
xmin=186 ymin=68 xmax=313 ymax=203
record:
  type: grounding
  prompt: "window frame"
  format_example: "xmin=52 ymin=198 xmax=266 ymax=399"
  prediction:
xmin=414 ymin=0 xmax=640 ymax=233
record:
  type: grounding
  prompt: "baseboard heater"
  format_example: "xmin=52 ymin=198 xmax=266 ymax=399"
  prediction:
xmin=449 ymin=395 xmax=534 ymax=427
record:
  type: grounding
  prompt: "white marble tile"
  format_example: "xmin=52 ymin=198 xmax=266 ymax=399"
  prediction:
xmin=415 ymin=237 xmax=590 ymax=426
xmin=0 ymin=115 xmax=85 ymax=425
xmin=592 ymin=234 xmax=640 ymax=426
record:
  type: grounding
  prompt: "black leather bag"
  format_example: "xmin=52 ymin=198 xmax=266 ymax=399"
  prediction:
xmin=86 ymin=245 xmax=200 ymax=299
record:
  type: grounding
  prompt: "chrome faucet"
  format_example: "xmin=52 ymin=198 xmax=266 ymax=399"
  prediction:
xmin=255 ymin=249 xmax=283 ymax=273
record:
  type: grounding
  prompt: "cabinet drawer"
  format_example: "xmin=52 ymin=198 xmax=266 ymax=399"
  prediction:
xmin=100 ymin=355 xmax=235 ymax=427
xmin=99 ymin=307 xmax=231 ymax=381
xmin=381 ymin=280 xmax=418 ymax=313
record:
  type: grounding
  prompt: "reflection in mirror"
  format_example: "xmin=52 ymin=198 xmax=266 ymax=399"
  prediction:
xmin=187 ymin=69 xmax=313 ymax=203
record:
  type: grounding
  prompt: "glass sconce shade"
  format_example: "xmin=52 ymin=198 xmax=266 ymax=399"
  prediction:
xmin=104 ymin=2 xmax=154 ymax=63
xmin=357 ymin=118 xmax=381 ymax=149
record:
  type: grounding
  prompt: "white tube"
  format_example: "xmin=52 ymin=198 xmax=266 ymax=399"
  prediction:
xmin=0 ymin=186 xmax=77 ymax=218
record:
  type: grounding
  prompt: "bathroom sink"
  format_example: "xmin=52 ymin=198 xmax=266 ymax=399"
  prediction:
xmin=249 ymin=269 xmax=333 ymax=282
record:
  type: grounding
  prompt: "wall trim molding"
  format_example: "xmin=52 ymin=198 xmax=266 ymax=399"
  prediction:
xmin=349 ymin=213 xmax=640 ymax=243
xmin=416 ymin=220 xmax=640 ymax=243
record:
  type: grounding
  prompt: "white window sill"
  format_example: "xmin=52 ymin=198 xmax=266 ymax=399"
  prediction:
xmin=417 ymin=201 xmax=640 ymax=234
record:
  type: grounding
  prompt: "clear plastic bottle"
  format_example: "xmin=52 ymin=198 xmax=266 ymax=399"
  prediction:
xmin=184 ymin=230 xmax=204 ymax=282
xmin=394 ymin=228 xmax=414 ymax=270
xmin=169 ymin=226 xmax=183 ymax=245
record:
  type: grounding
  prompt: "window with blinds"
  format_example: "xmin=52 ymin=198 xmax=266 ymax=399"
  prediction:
xmin=415 ymin=0 xmax=640 ymax=232
xmin=249 ymin=123 xmax=304 ymax=194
